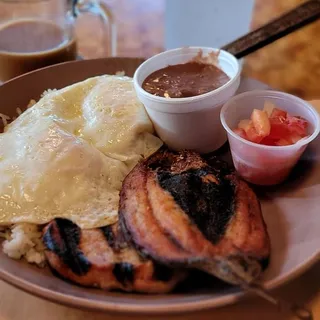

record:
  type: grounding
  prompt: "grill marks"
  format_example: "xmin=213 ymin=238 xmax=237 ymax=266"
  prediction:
xmin=119 ymin=149 xmax=271 ymax=282
xmin=43 ymin=218 xmax=186 ymax=293
xmin=119 ymin=163 xmax=193 ymax=264
xmin=120 ymin=149 xmax=238 ymax=262
xmin=102 ymin=226 xmax=135 ymax=286
xmin=43 ymin=149 xmax=270 ymax=292
xmin=113 ymin=263 xmax=134 ymax=284
xmin=43 ymin=218 xmax=91 ymax=276
xmin=153 ymin=263 xmax=175 ymax=282
xmin=157 ymin=167 xmax=235 ymax=244
xmin=101 ymin=225 xmax=116 ymax=249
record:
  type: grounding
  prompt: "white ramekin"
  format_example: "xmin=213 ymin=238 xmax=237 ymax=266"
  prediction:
xmin=133 ymin=47 xmax=240 ymax=153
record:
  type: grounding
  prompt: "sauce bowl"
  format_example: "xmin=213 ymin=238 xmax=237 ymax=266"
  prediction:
xmin=133 ymin=47 xmax=240 ymax=153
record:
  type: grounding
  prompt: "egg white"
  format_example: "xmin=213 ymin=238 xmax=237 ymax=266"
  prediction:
xmin=0 ymin=75 xmax=162 ymax=228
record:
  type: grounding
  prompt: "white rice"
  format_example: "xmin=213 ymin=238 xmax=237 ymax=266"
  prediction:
xmin=41 ymin=88 xmax=56 ymax=98
xmin=115 ymin=70 xmax=126 ymax=76
xmin=16 ymin=107 xmax=22 ymax=115
xmin=26 ymin=99 xmax=37 ymax=109
xmin=0 ymin=113 xmax=10 ymax=127
xmin=1 ymin=224 xmax=45 ymax=266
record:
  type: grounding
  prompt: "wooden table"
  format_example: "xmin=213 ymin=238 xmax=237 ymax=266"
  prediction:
xmin=243 ymin=0 xmax=320 ymax=100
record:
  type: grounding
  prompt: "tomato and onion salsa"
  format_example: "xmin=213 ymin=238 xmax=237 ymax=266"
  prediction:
xmin=233 ymin=102 xmax=309 ymax=146
xmin=142 ymin=61 xmax=230 ymax=98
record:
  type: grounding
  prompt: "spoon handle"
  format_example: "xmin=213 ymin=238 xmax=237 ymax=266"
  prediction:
xmin=221 ymin=0 xmax=320 ymax=59
xmin=242 ymin=282 xmax=313 ymax=320
xmin=198 ymin=257 xmax=313 ymax=320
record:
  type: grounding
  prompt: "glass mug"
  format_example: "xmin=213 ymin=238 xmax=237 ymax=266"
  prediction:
xmin=0 ymin=0 xmax=116 ymax=82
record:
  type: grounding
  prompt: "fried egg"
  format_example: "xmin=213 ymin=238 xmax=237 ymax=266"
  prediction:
xmin=0 ymin=75 xmax=162 ymax=228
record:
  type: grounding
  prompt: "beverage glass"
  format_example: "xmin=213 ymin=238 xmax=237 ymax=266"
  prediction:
xmin=0 ymin=0 xmax=116 ymax=82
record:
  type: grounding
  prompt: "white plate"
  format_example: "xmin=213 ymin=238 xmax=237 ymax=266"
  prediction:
xmin=0 ymin=58 xmax=319 ymax=314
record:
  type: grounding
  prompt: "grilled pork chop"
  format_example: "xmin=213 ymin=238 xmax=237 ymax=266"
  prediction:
xmin=119 ymin=149 xmax=271 ymax=285
xmin=43 ymin=218 xmax=186 ymax=293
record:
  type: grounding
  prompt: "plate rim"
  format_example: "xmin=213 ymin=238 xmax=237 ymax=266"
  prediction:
xmin=0 ymin=252 xmax=318 ymax=314
xmin=0 ymin=57 xmax=319 ymax=314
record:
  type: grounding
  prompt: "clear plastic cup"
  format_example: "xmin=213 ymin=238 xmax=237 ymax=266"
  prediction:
xmin=133 ymin=47 xmax=240 ymax=153
xmin=220 ymin=90 xmax=320 ymax=185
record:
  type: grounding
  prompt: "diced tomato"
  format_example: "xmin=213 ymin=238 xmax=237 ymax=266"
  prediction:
xmin=269 ymin=117 xmax=291 ymax=140
xmin=238 ymin=119 xmax=251 ymax=131
xmin=233 ymin=128 xmax=247 ymax=140
xmin=245 ymin=125 xmax=264 ymax=143
xmin=288 ymin=132 xmax=303 ymax=144
xmin=270 ymin=108 xmax=287 ymax=119
xmin=286 ymin=115 xmax=308 ymax=136
xmin=263 ymin=101 xmax=276 ymax=117
xmin=251 ymin=109 xmax=271 ymax=137
xmin=233 ymin=105 xmax=309 ymax=148
xmin=293 ymin=116 xmax=308 ymax=128
xmin=275 ymin=138 xmax=291 ymax=146
xmin=260 ymin=136 xmax=277 ymax=146
xmin=289 ymin=124 xmax=306 ymax=136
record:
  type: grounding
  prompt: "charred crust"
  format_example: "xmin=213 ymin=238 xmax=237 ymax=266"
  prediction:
xmin=117 ymin=209 xmax=132 ymax=245
xmin=156 ymin=166 xmax=236 ymax=244
xmin=113 ymin=263 xmax=134 ymax=285
xmin=43 ymin=218 xmax=91 ymax=276
xmin=100 ymin=225 xmax=115 ymax=248
xmin=204 ymin=156 xmax=234 ymax=177
xmin=153 ymin=263 xmax=175 ymax=282
xmin=119 ymin=148 xmax=270 ymax=282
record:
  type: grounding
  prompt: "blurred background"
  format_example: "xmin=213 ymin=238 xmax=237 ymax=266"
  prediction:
xmin=1 ymin=0 xmax=319 ymax=99
xmin=90 ymin=0 xmax=319 ymax=100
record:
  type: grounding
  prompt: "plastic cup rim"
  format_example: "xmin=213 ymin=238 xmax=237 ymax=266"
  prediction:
xmin=220 ymin=89 xmax=320 ymax=150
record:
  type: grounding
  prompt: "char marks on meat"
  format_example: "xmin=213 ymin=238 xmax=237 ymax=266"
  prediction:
xmin=43 ymin=149 xmax=271 ymax=292
xmin=119 ymin=149 xmax=271 ymax=284
xmin=43 ymin=218 xmax=185 ymax=293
